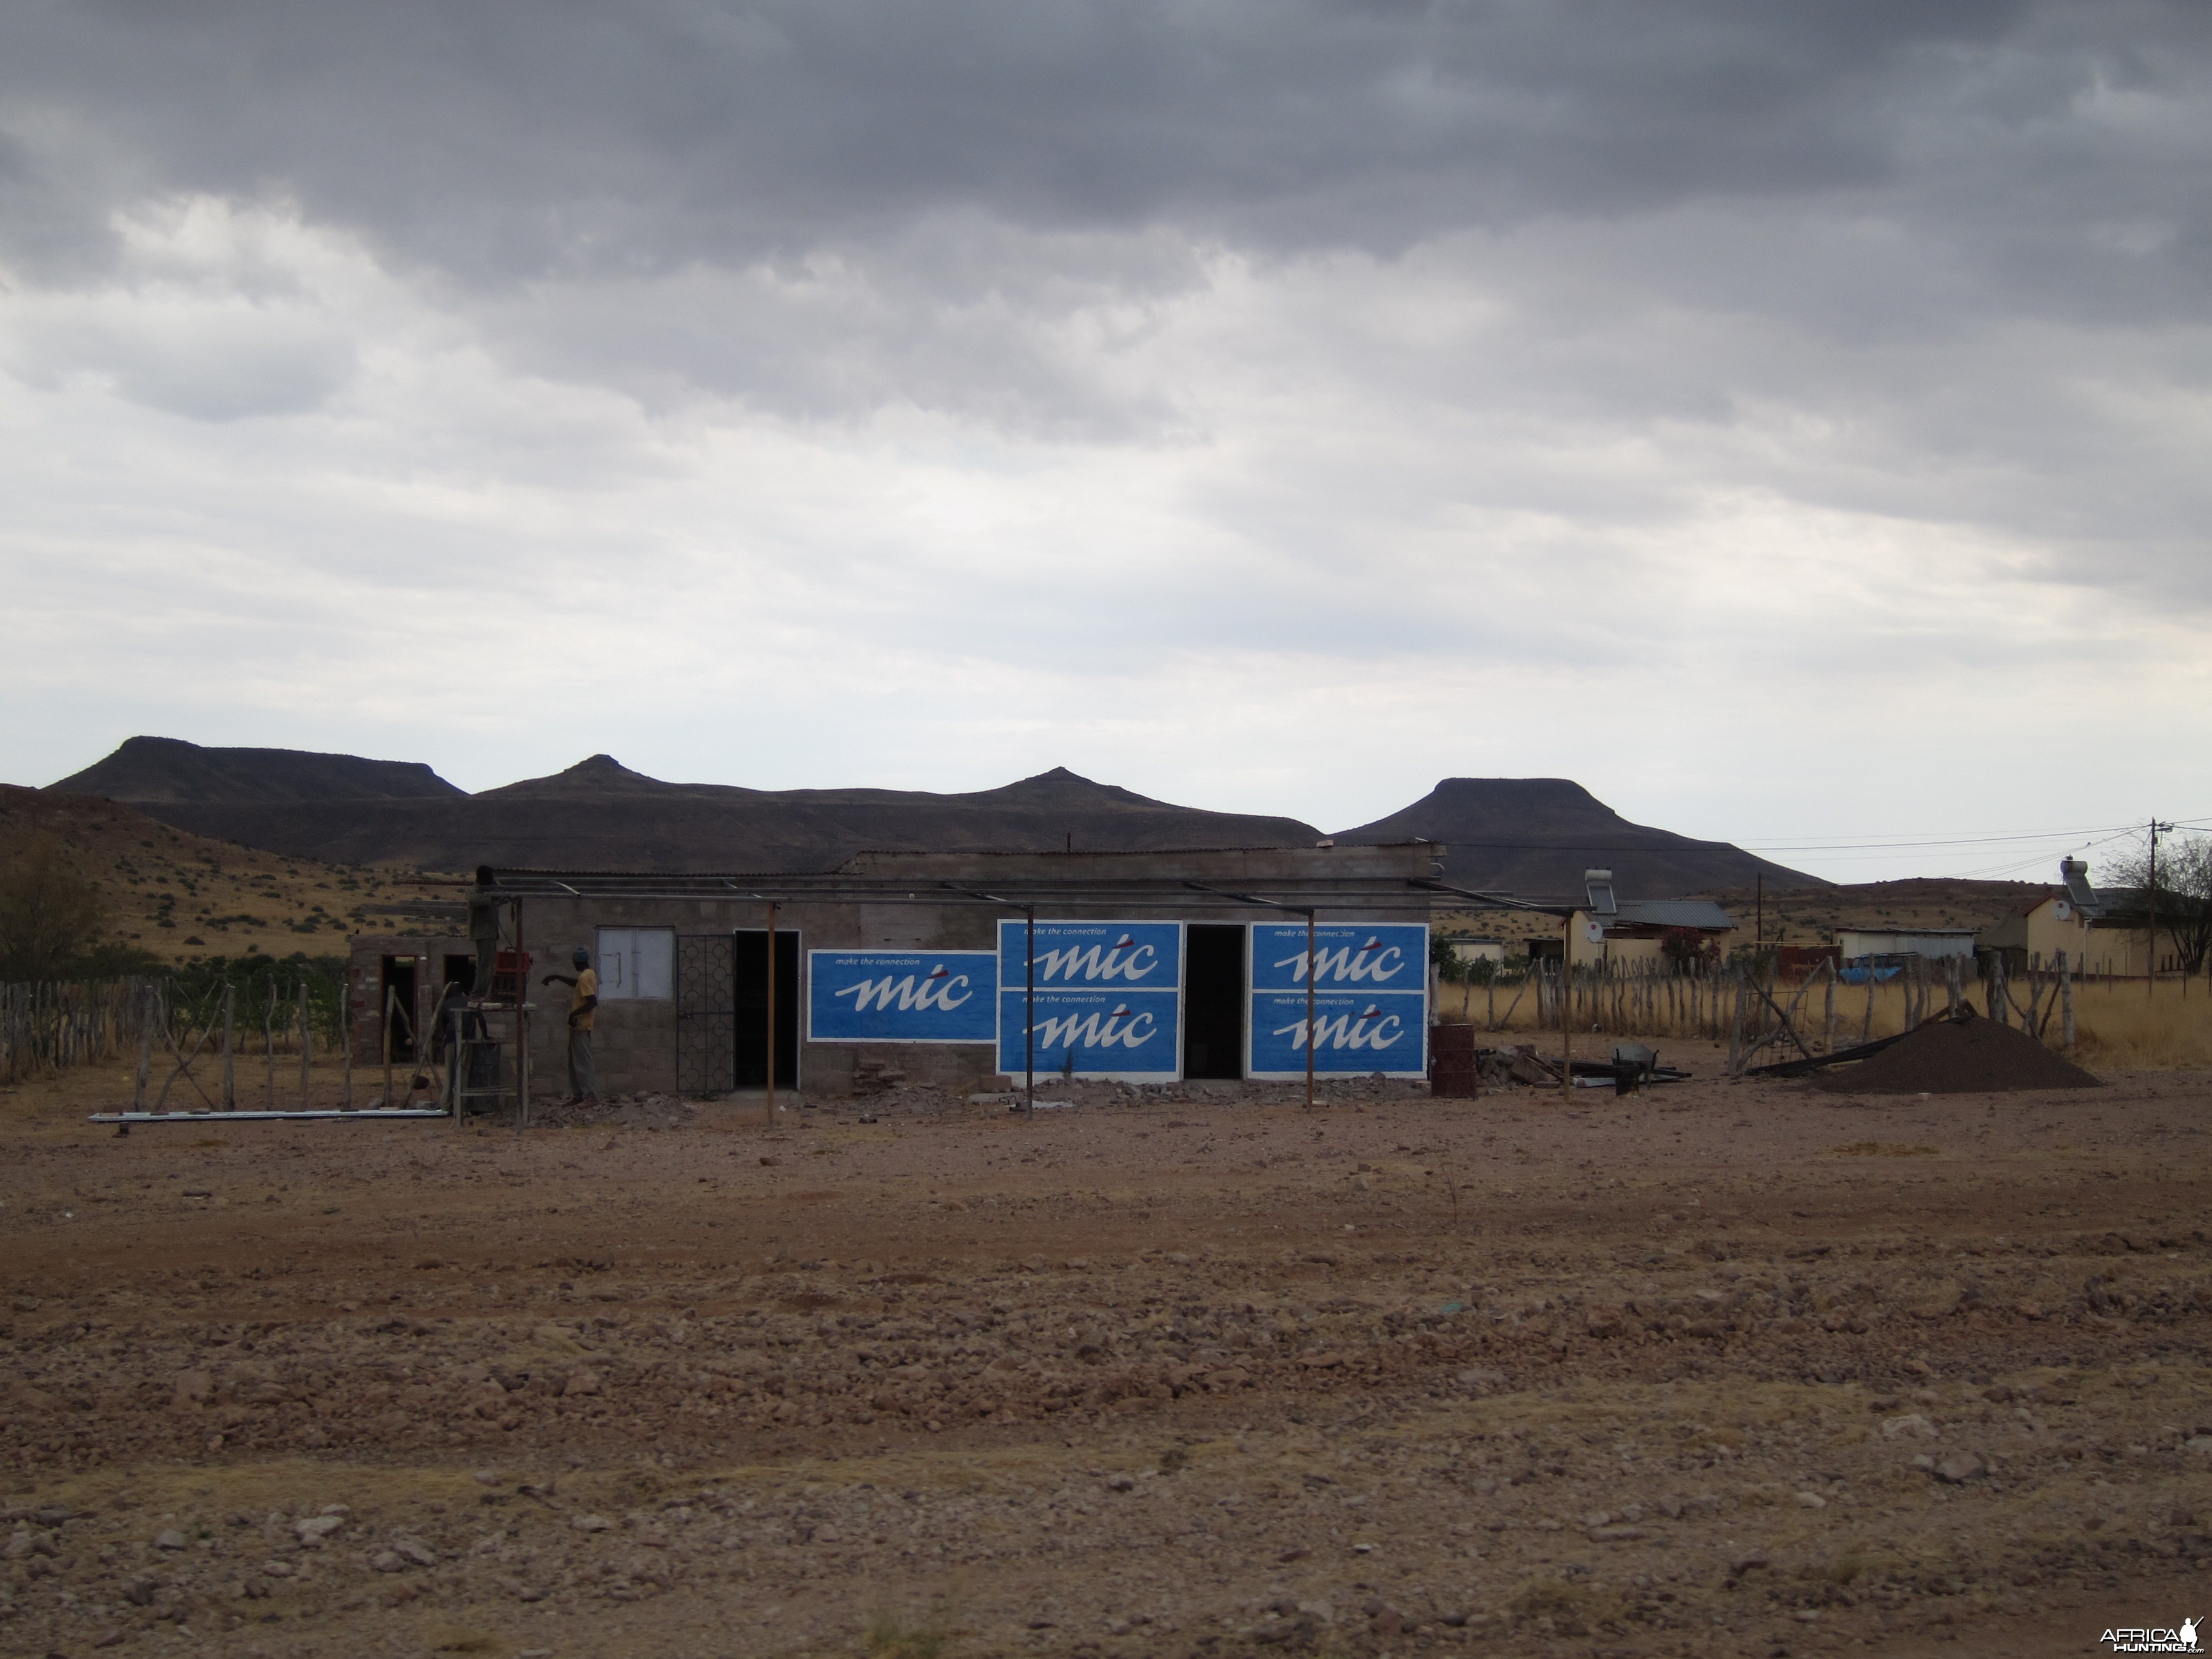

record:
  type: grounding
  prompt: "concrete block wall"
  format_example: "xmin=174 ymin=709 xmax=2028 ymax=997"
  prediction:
xmin=426 ymin=843 xmax=1447 ymax=1100
xmin=501 ymin=891 xmax=1088 ymax=1099
xmin=346 ymin=933 xmax=471 ymax=1067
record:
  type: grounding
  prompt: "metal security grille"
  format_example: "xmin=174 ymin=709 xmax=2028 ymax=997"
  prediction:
xmin=675 ymin=933 xmax=735 ymax=1093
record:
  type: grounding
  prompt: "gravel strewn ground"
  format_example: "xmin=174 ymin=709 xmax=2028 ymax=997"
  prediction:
xmin=0 ymin=1041 xmax=2206 ymax=1658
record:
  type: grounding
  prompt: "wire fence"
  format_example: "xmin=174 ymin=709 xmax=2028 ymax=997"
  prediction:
xmin=1430 ymin=950 xmax=2192 ymax=1072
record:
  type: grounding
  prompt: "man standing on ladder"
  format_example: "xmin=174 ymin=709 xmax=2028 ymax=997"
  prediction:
xmin=468 ymin=884 xmax=504 ymax=1003
xmin=540 ymin=948 xmax=600 ymax=1105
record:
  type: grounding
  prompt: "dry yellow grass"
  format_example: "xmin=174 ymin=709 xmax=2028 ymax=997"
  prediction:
xmin=1437 ymin=964 xmax=2212 ymax=1069
xmin=2069 ymin=977 xmax=2212 ymax=1068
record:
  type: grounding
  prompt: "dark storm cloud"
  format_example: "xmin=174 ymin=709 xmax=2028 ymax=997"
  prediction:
xmin=3 ymin=0 xmax=2137 ymax=284
xmin=8 ymin=0 xmax=2207 ymax=467
xmin=4 ymin=0 xmax=2209 ymax=598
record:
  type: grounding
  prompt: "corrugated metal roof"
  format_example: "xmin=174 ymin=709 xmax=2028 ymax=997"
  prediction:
xmin=1611 ymin=899 xmax=1734 ymax=930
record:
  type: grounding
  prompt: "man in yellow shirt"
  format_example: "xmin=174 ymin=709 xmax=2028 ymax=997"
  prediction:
xmin=540 ymin=947 xmax=600 ymax=1105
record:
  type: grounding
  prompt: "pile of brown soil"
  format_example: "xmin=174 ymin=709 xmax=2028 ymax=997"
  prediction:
xmin=1813 ymin=1011 xmax=2101 ymax=1094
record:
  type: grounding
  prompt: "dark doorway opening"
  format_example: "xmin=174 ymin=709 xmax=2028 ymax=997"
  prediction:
xmin=1184 ymin=924 xmax=1245 ymax=1079
xmin=442 ymin=954 xmax=475 ymax=992
xmin=378 ymin=955 xmax=418 ymax=1064
xmin=732 ymin=928 xmax=800 ymax=1089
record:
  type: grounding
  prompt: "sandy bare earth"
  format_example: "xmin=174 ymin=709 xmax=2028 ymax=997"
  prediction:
xmin=1 ymin=1042 xmax=2207 ymax=1659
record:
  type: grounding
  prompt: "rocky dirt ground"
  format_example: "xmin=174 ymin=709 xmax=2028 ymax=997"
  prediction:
xmin=0 ymin=1041 xmax=2207 ymax=1659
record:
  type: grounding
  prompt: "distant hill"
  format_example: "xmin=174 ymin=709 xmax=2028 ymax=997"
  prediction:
xmin=47 ymin=743 xmax=1324 ymax=874
xmin=1333 ymin=777 xmax=1822 ymax=897
xmin=47 ymin=741 xmax=1825 ymax=896
xmin=52 ymin=736 xmax=463 ymax=806
xmin=0 ymin=784 xmax=449 ymax=964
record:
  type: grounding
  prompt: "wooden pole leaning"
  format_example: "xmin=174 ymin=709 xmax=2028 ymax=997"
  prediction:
xmin=152 ymin=985 xmax=218 ymax=1113
xmin=221 ymin=984 xmax=236 ymax=1109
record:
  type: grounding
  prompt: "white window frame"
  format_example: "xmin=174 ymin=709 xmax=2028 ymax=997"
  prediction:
xmin=595 ymin=927 xmax=675 ymax=1001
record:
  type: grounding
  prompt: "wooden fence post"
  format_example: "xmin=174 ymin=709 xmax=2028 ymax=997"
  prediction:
xmin=264 ymin=980 xmax=278 ymax=1108
xmin=1726 ymin=968 xmax=1748 ymax=1075
xmin=133 ymin=984 xmax=154 ymax=1111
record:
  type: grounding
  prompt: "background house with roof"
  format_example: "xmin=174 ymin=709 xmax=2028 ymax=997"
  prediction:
xmin=1481 ymin=872 xmax=1734 ymax=967
xmin=1975 ymin=857 xmax=2165 ymax=979
xmin=1563 ymin=896 xmax=1735 ymax=967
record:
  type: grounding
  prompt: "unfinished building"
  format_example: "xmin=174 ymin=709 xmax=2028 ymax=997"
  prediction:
xmin=347 ymin=844 xmax=1454 ymax=1101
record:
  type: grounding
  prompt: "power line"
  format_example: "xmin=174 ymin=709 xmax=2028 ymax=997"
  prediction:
xmin=1949 ymin=826 xmax=2145 ymax=882
xmin=1336 ymin=817 xmax=2212 ymax=864
xmin=1740 ymin=816 xmax=2212 ymax=854
xmin=1743 ymin=822 xmax=2124 ymax=848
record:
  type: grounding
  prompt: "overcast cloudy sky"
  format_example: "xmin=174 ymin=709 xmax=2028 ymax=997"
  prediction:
xmin=5 ymin=2 xmax=2209 ymax=880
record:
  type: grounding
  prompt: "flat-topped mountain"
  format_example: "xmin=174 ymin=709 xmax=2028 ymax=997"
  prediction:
xmin=51 ymin=736 xmax=463 ymax=806
xmin=1333 ymin=777 xmax=1819 ymax=896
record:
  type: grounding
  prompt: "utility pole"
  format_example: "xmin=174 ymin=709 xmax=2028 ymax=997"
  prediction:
xmin=2148 ymin=820 xmax=2174 ymax=997
xmin=1755 ymin=874 xmax=1764 ymax=947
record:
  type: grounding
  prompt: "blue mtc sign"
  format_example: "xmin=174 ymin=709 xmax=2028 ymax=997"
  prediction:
xmin=807 ymin=951 xmax=998 ymax=1044
xmin=997 ymin=919 xmax=1183 ymax=991
xmin=996 ymin=919 xmax=1184 ymax=1078
xmin=1250 ymin=923 xmax=1428 ymax=992
xmin=997 ymin=988 xmax=1181 ymax=1079
xmin=1249 ymin=990 xmax=1427 ymax=1078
